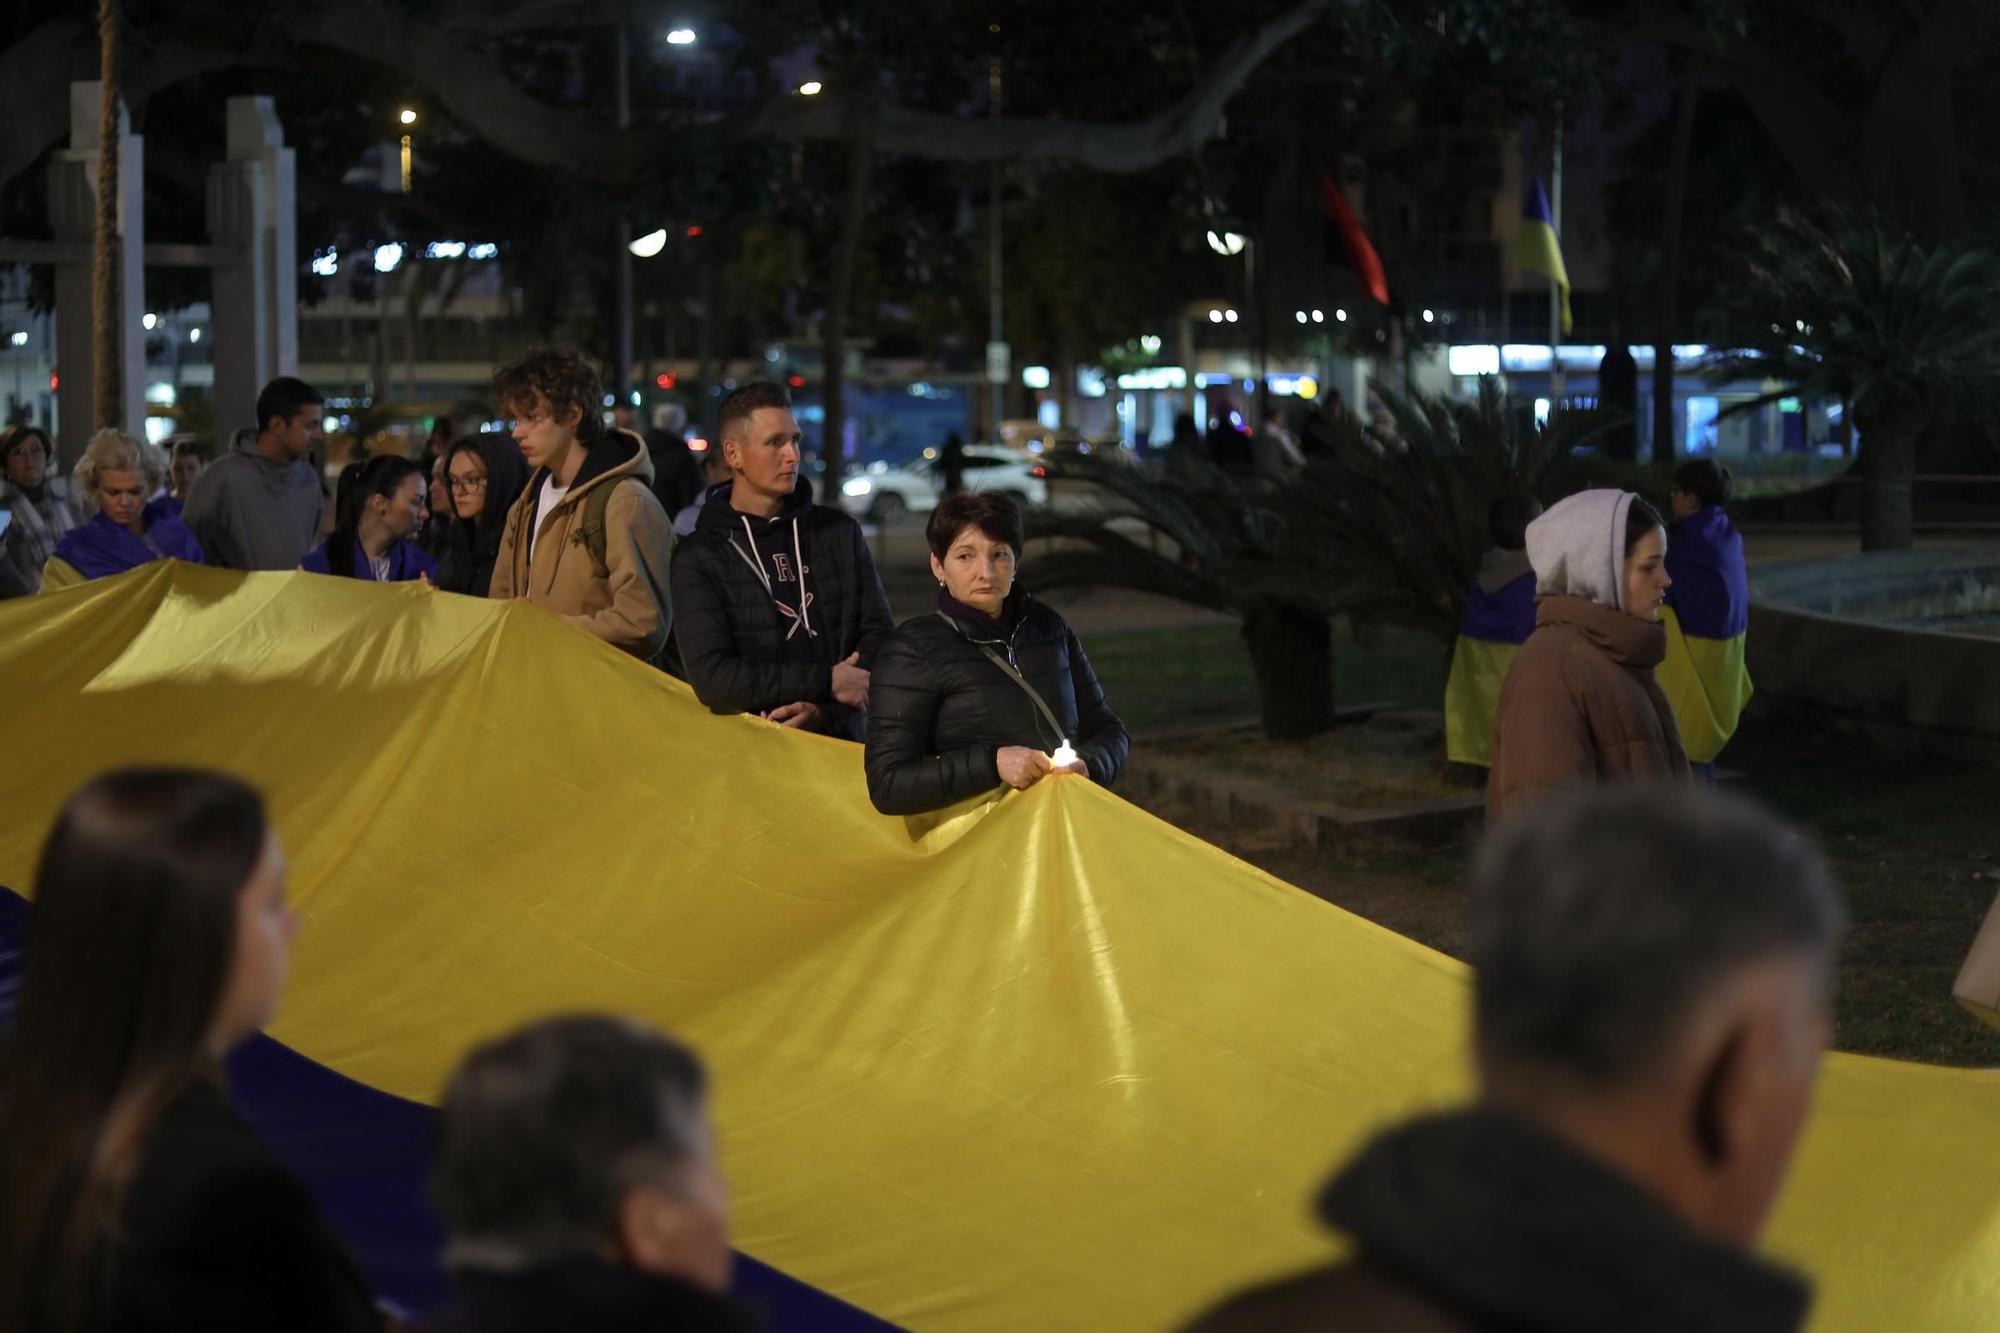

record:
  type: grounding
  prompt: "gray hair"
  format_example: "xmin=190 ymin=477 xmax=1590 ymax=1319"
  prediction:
xmin=1470 ymin=785 xmax=1844 ymax=1086
xmin=432 ymin=1014 xmax=710 ymax=1273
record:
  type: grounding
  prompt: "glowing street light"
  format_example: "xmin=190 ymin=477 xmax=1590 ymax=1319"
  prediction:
xmin=628 ymin=229 xmax=668 ymax=259
xmin=1205 ymin=229 xmax=1247 ymax=257
xmin=798 ymin=80 xmax=824 ymax=96
xmin=1422 ymin=308 xmax=1436 ymax=324
xmin=374 ymin=242 xmax=405 ymax=273
xmin=665 ymin=27 xmax=696 ymax=45
xmin=398 ymin=108 xmax=418 ymax=126
xmin=1207 ymin=309 xmax=1224 ymax=324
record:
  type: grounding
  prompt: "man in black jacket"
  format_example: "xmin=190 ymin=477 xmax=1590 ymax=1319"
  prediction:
xmin=1184 ymin=786 xmax=1844 ymax=1333
xmin=670 ymin=382 xmax=893 ymax=739
xmin=430 ymin=1016 xmax=753 ymax=1333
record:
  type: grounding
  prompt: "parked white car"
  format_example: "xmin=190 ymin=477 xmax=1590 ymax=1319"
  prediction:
xmin=838 ymin=448 xmax=1049 ymax=524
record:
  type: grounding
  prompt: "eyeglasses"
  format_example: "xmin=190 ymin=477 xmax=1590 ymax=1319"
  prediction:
xmin=448 ymin=475 xmax=489 ymax=494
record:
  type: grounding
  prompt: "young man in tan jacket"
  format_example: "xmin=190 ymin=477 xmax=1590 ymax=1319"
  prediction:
xmin=488 ymin=349 xmax=678 ymax=671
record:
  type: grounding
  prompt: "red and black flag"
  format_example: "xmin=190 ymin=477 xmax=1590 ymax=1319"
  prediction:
xmin=1320 ymin=170 xmax=1389 ymax=307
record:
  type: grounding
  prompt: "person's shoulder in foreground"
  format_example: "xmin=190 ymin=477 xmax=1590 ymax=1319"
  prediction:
xmin=1185 ymin=784 xmax=1842 ymax=1333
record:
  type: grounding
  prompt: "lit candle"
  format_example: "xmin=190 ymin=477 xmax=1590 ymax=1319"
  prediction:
xmin=1050 ymin=740 xmax=1078 ymax=769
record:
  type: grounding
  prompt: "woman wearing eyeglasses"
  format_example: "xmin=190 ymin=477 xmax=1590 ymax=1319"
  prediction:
xmin=435 ymin=433 xmax=529 ymax=597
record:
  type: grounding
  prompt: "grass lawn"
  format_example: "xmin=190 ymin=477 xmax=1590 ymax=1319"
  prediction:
xmin=1090 ymin=621 xmax=2000 ymax=1068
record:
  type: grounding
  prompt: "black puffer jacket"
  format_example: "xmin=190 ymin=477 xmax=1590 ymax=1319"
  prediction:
xmin=865 ymin=591 xmax=1129 ymax=815
xmin=670 ymin=479 xmax=895 ymax=737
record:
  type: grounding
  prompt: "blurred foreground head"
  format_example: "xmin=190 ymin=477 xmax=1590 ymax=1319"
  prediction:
xmin=433 ymin=1015 xmax=731 ymax=1293
xmin=1472 ymin=784 xmax=1845 ymax=1245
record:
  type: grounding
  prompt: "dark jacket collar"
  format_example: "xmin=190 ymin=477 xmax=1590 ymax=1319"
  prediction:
xmin=694 ymin=478 xmax=814 ymax=533
xmin=936 ymin=584 xmax=1026 ymax=642
xmin=1318 ymin=1109 xmax=1811 ymax=1333
xmin=446 ymin=1261 xmax=758 ymax=1333
xmin=1536 ymin=593 xmax=1667 ymax=668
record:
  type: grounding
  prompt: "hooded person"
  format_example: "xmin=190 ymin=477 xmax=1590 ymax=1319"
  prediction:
xmin=1183 ymin=786 xmax=1843 ymax=1333
xmin=1444 ymin=494 xmax=1543 ymax=768
xmin=1486 ymin=488 xmax=1689 ymax=821
xmin=1658 ymin=459 xmax=1753 ymax=776
xmin=436 ymin=433 xmax=530 ymax=597
xmin=180 ymin=377 xmax=327 ymax=571
xmin=670 ymin=381 xmax=894 ymax=739
xmin=488 ymin=348 xmax=679 ymax=670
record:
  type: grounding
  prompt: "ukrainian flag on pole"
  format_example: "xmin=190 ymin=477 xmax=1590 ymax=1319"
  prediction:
xmin=1517 ymin=174 xmax=1571 ymax=335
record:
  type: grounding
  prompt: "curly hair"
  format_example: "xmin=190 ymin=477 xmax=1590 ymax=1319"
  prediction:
xmin=492 ymin=348 xmax=606 ymax=448
xmin=75 ymin=429 xmax=146 ymax=507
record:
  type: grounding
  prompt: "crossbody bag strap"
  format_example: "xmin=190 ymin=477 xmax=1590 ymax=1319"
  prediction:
xmin=940 ymin=612 xmax=1068 ymax=740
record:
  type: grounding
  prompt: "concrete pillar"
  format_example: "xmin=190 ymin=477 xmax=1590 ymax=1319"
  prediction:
xmin=48 ymin=82 xmax=145 ymax=467
xmin=206 ymin=97 xmax=297 ymax=438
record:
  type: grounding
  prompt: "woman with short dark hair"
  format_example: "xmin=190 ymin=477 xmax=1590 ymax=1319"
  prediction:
xmin=864 ymin=492 xmax=1129 ymax=815
xmin=0 ymin=768 xmax=380 ymax=1333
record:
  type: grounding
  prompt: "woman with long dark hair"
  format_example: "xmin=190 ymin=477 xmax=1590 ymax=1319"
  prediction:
xmin=435 ymin=433 xmax=528 ymax=596
xmin=0 ymin=768 xmax=380 ymax=1332
xmin=300 ymin=454 xmax=437 ymax=582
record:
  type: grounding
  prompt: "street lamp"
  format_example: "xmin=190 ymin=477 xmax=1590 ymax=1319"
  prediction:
xmin=798 ymin=80 xmax=824 ymax=96
xmin=397 ymin=108 xmax=416 ymax=192
xmin=629 ymin=229 xmax=668 ymax=259
xmin=666 ymin=27 xmax=696 ymax=45
xmin=1205 ymin=229 xmax=1247 ymax=257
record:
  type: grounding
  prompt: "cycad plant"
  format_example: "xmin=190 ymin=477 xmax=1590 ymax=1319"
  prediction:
xmin=1714 ymin=207 xmax=2000 ymax=551
xmin=1028 ymin=382 xmax=1615 ymax=741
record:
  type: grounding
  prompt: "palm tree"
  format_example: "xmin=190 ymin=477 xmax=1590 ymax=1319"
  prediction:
xmin=1715 ymin=208 xmax=2000 ymax=551
xmin=1028 ymin=382 xmax=1615 ymax=741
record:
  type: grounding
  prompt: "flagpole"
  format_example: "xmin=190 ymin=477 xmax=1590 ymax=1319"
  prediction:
xmin=1548 ymin=113 xmax=1565 ymax=403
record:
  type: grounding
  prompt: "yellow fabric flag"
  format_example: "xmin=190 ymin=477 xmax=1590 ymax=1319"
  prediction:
xmin=1 ymin=563 xmax=1998 ymax=1330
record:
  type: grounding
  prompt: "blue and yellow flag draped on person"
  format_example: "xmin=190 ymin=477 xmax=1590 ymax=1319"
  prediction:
xmin=1657 ymin=504 xmax=1754 ymax=763
xmin=2 ymin=563 xmax=1998 ymax=1331
xmin=1516 ymin=174 xmax=1572 ymax=336
xmin=1444 ymin=555 xmax=1538 ymax=767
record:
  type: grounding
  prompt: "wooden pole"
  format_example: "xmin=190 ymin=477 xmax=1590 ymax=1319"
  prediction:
xmin=93 ymin=0 xmax=122 ymax=429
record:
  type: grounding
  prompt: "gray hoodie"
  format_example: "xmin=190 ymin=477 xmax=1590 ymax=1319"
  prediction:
xmin=1525 ymin=488 xmax=1640 ymax=612
xmin=180 ymin=428 xmax=324 ymax=571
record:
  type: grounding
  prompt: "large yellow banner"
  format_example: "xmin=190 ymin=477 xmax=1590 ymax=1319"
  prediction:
xmin=3 ymin=563 xmax=1996 ymax=1329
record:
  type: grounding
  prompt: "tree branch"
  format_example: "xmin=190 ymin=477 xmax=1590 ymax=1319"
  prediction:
xmin=737 ymin=0 xmax=1338 ymax=171
xmin=3 ymin=0 xmax=1337 ymax=193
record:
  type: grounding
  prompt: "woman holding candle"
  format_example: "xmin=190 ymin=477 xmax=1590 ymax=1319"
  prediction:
xmin=864 ymin=492 xmax=1129 ymax=816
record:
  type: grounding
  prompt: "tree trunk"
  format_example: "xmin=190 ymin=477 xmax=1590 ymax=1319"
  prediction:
xmin=92 ymin=0 xmax=121 ymax=430
xmin=1859 ymin=417 xmax=1916 ymax=552
xmin=1652 ymin=64 xmax=1698 ymax=464
xmin=820 ymin=107 xmax=876 ymax=499
xmin=1242 ymin=598 xmax=1335 ymax=741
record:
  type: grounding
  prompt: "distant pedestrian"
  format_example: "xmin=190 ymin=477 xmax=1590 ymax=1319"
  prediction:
xmin=1186 ymin=785 xmax=1842 ymax=1333
xmin=489 ymin=348 xmax=679 ymax=668
xmin=166 ymin=440 xmax=205 ymax=516
xmin=435 ymin=434 xmax=529 ymax=597
xmin=1659 ymin=459 xmax=1752 ymax=781
xmin=1444 ymin=495 xmax=1543 ymax=768
xmin=938 ymin=431 xmax=968 ymax=496
xmin=673 ymin=445 xmax=731 ymax=538
xmin=180 ymin=376 xmax=327 ymax=570
xmin=1487 ymin=489 xmax=1689 ymax=821
xmin=0 ymin=424 xmax=82 ymax=596
xmin=45 ymin=429 xmax=205 ymax=587
xmin=301 ymin=455 xmax=437 ymax=583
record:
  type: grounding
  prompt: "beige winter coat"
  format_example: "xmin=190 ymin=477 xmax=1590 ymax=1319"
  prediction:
xmin=489 ymin=428 xmax=676 ymax=666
